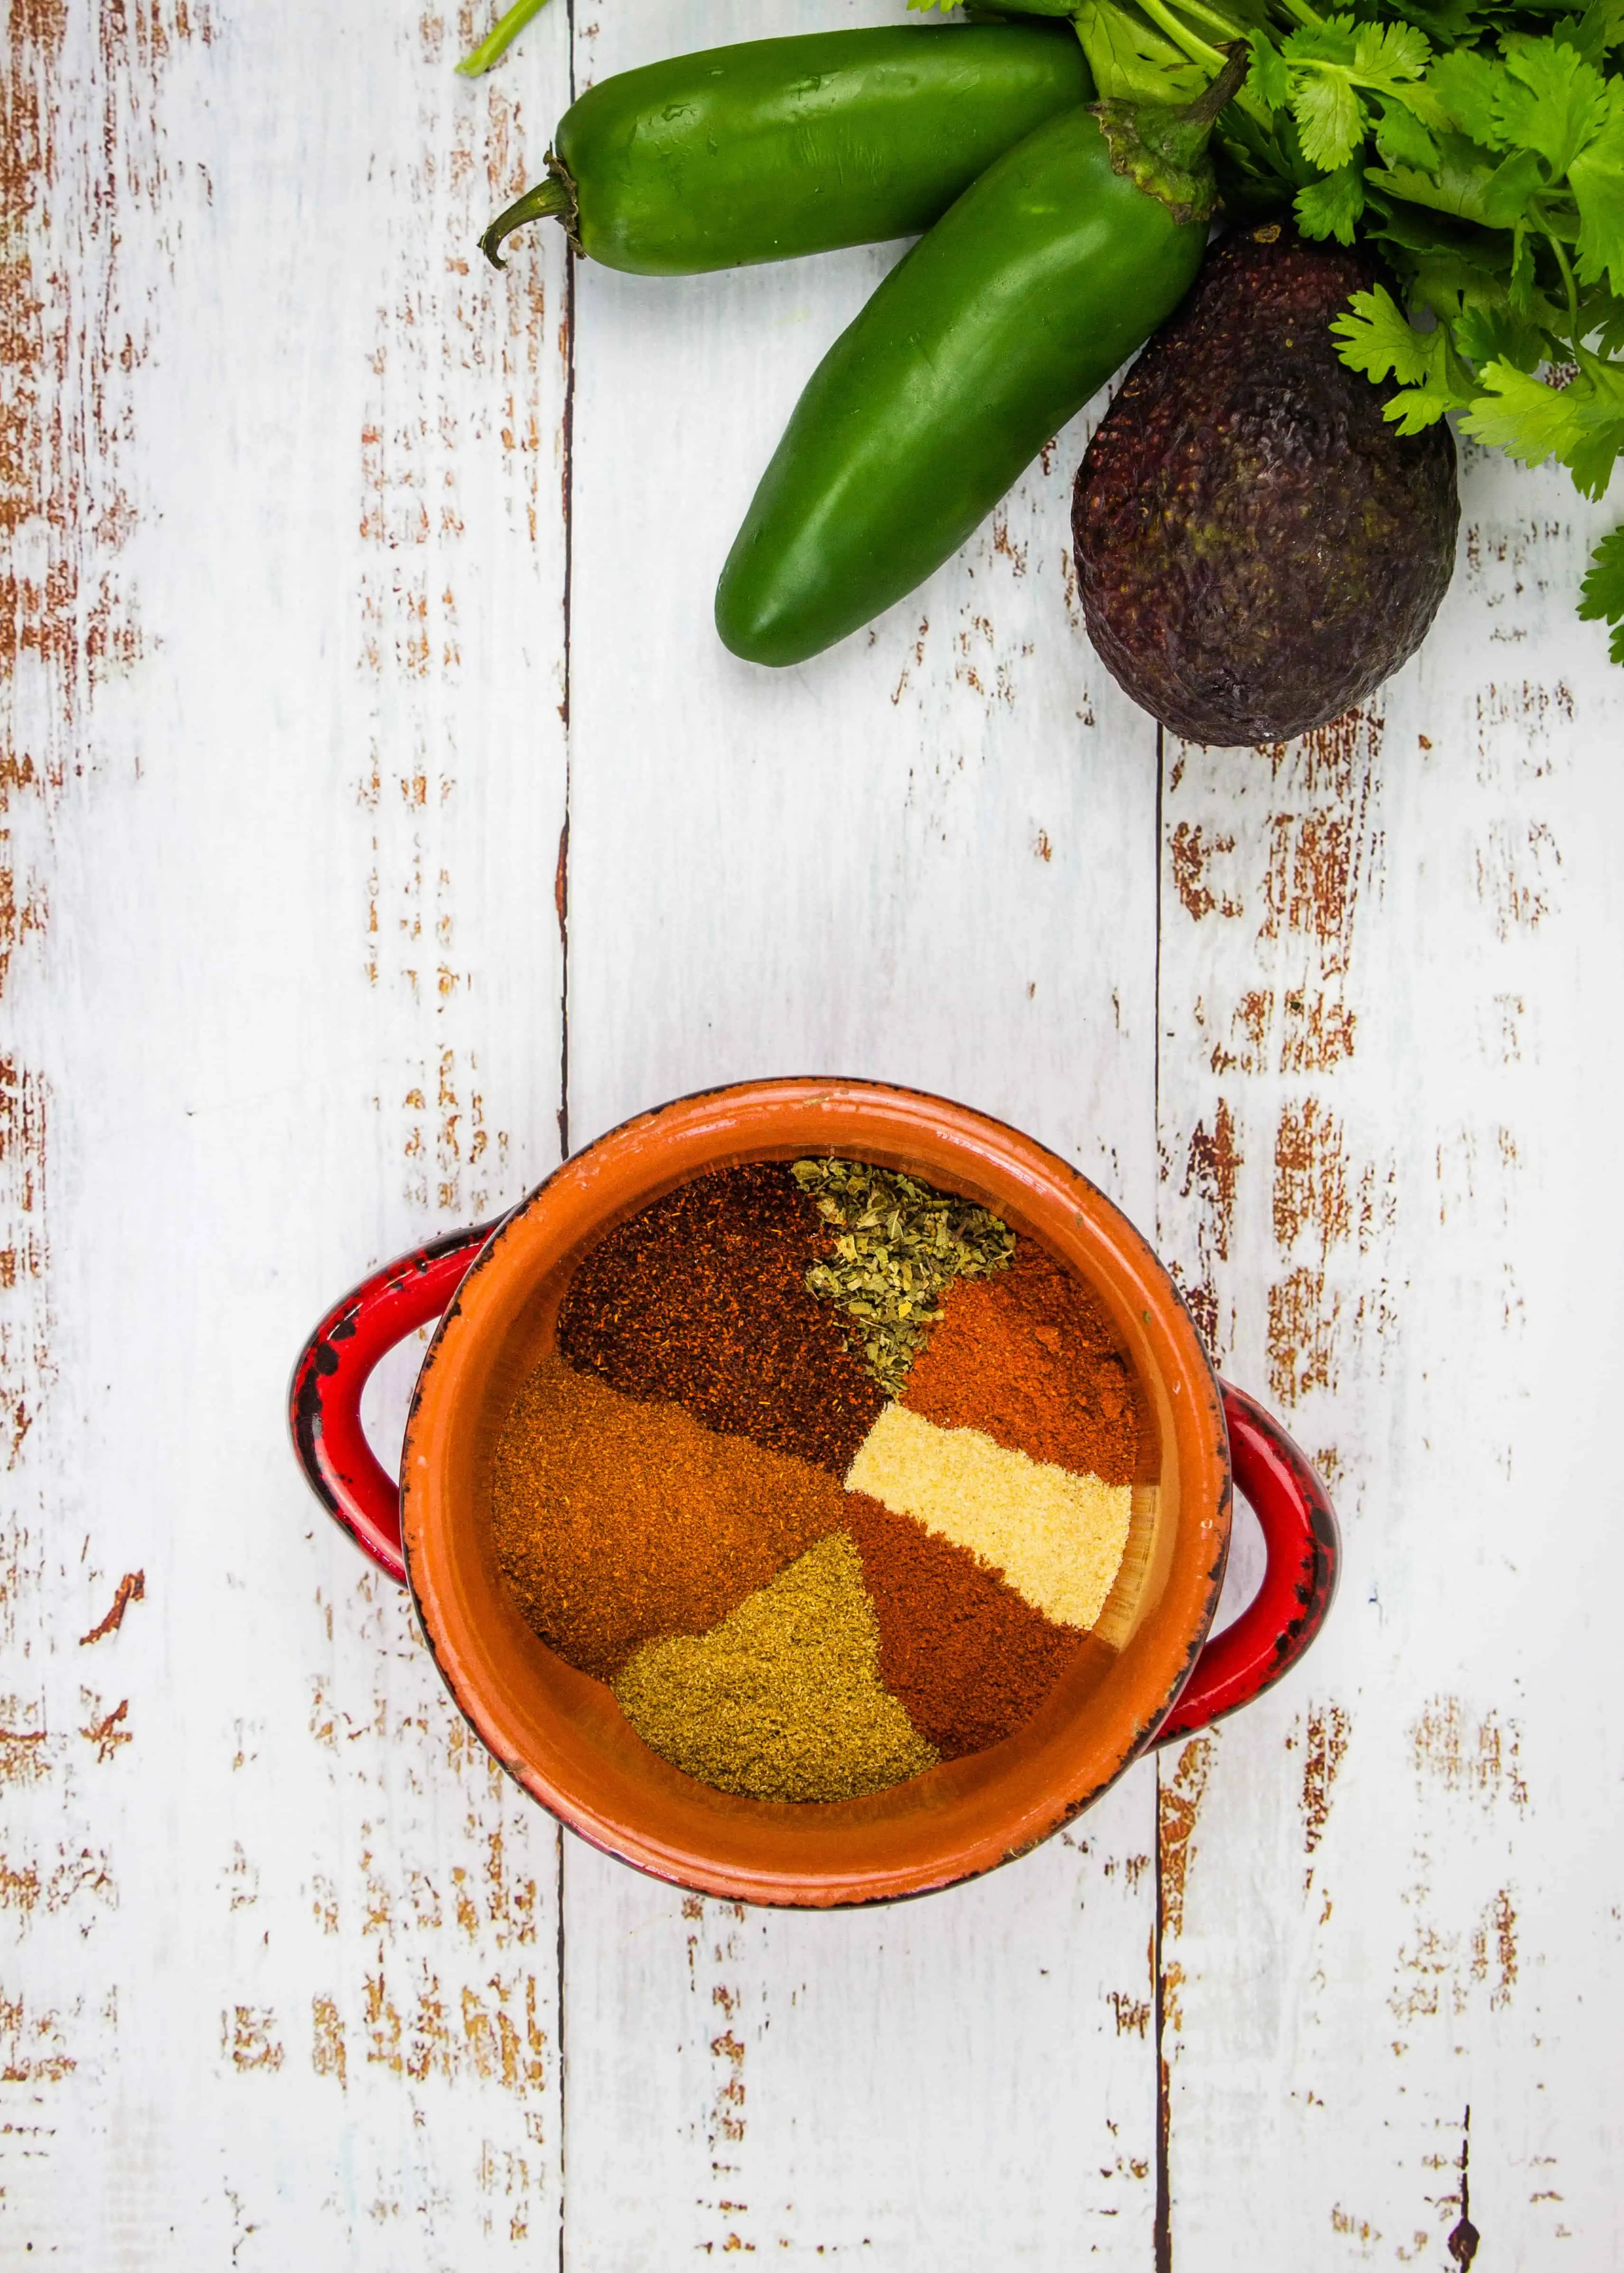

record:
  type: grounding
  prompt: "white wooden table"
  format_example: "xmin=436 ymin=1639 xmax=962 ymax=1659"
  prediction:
xmin=6 ymin=0 xmax=1620 ymax=2261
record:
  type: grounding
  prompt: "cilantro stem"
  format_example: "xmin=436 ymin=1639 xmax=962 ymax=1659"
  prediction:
xmin=1546 ymin=228 xmax=1583 ymax=356
xmin=1159 ymin=0 xmax=1252 ymax=44
xmin=457 ymin=0 xmax=551 ymax=77
xmin=1135 ymin=0 xmax=1230 ymax=71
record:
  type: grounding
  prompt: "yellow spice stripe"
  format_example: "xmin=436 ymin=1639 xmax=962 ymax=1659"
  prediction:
xmin=845 ymin=1404 xmax=1131 ymax=1632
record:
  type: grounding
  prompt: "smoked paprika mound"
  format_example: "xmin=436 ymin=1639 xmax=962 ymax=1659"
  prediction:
xmin=840 ymin=1493 xmax=1095 ymax=1760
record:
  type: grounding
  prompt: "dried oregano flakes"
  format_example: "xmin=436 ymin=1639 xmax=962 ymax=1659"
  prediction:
xmin=789 ymin=1156 xmax=1014 ymax=1398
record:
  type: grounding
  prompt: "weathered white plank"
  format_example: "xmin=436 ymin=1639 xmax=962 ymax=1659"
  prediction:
xmin=0 ymin=0 xmax=570 ymax=2256
xmin=1155 ymin=446 xmax=1624 ymax=2267
xmin=561 ymin=7 xmax=1162 ymax=2264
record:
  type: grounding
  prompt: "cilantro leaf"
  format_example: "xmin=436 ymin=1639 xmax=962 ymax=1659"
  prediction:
xmin=1577 ymin=524 xmax=1624 ymax=662
xmin=1462 ymin=358 xmax=1624 ymax=493
xmin=1374 ymin=94 xmax=1444 ymax=169
xmin=1297 ymin=162 xmax=1369 ymax=238
xmin=1368 ymin=130 xmax=1525 ymax=223
xmin=1568 ymin=425 xmax=1624 ymax=493
xmin=1549 ymin=0 xmax=1624 ymax=62
xmin=1282 ymin=16 xmax=1360 ymax=67
xmin=1461 ymin=363 xmax=1592 ymax=461
xmin=1291 ymin=67 xmax=1369 ymax=168
xmin=1483 ymin=144 xmax=1551 ymax=223
xmin=1248 ymin=27 xmax=1292 ymax=110
xmin=1361 ymin=185 xmax=1509 ymax=264
xmin=1404 ymin=245 xmax=1513 ymax=321
xmin=1387 ymin=376 xmax=1479 ymax=428
xmin=1454 ymin=301 xmax=1550 ymax=362
xmin=1496 ymin=34 xmax=1611 ymax=174
xmin=1581 ymin=342 xmax=1624 ymax=404
xmin=1428 ymin=49 xmax=1515 ymax=145
xmin=1332 ymin=281 xmax=1439 ymax=383
xmin=1352 ymin=20 xmax=1434 ymax=80
xmin=1332 ymin=283 xmax=1481 ymax=424
xmin=1569 ymin=89 xmax=1624 ymax=294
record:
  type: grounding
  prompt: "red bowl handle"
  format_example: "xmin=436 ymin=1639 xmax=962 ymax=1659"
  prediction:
xmin=287 ymin=1224 xmax=497 ymax=1584
xmin=1155 ymin=1380 xmax=1340 ymax=1746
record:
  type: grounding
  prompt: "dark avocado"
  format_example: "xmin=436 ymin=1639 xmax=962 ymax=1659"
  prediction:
xmin=1072 ymin=223 xmax=1459 ymax=746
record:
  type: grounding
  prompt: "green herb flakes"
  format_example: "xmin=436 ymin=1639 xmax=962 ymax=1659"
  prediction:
xmin=789 ymin=1157 xmax=1014 ymax=1398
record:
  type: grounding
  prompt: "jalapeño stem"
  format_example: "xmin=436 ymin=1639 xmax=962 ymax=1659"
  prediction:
xmin=479 ymin=171 xmax=573 ymax=272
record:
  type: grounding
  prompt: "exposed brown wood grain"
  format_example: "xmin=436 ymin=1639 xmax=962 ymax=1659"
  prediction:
xmin=78 ymin=1568 xmax=142 ymax=1644
xmin=78 ymin=1695 xmax=130 ymax=1761
xmin=1294 ymin=1699 xmax=1350 ymax=1858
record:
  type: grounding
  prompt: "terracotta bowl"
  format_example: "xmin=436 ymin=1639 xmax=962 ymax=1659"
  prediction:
xmin=291 ymin=1078 xmax=1337 ymax=1907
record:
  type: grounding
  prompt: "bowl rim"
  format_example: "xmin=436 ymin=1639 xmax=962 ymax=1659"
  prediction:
xmin=401 ymin=1075 xmax=1231 ymax=1907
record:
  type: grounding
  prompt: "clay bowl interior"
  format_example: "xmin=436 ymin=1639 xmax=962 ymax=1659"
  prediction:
xmin=402 ymin=1081 xmax=1230 ymax=1907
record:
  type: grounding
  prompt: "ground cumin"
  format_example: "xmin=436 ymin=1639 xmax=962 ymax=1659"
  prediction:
xmin=901 ymin=1241 xmax=1158 ymax=1484
xmin=556 ymin=1164 xmax=883 ymax=1475
xmin=489 ymin=1353 xmax=846 ymax=1682
xmin=613 ymin=1534 xmax=939 ymax=1803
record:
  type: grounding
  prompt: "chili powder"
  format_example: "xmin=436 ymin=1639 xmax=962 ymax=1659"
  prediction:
xmin=556 ymin=1164 xmax=883 ymax=1474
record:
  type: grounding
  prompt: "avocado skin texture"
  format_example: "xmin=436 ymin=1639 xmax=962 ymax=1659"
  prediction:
xmin=1073 ymin=224 xmax=1459 ymax=746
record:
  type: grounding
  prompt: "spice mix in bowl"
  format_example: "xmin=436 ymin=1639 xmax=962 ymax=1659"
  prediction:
xmin=346 ymin=1078 xmax=1293 ymax=1908
xmin=487 ymin=1157 xmax=1162 ymax=1807
xmin=296 ymin=1081 xmax=1338 ymax=1904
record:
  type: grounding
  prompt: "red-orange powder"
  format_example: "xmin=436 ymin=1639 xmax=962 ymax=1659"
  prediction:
xmin=842 ymin=1492 xmax=1097 ymax=1760
xmin=901 ymin=1241 xmax=1158 ymax=1484
xmin=489 ymin=1354 xmax=845 ymax=1683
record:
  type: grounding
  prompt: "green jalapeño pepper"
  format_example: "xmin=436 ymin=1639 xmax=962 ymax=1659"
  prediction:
xmin=479 ymin=24 xmax=1091 ymax=274
xmin=714 ymin=51 xmax=1250 ymax=670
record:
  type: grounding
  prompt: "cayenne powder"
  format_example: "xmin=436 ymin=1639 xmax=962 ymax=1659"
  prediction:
xmin=901 ymin=1240 xmax=1158 ymax=1484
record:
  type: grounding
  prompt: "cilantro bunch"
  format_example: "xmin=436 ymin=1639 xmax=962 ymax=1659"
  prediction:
xmin=921 ymin=0 xmax=1624 ymax=663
